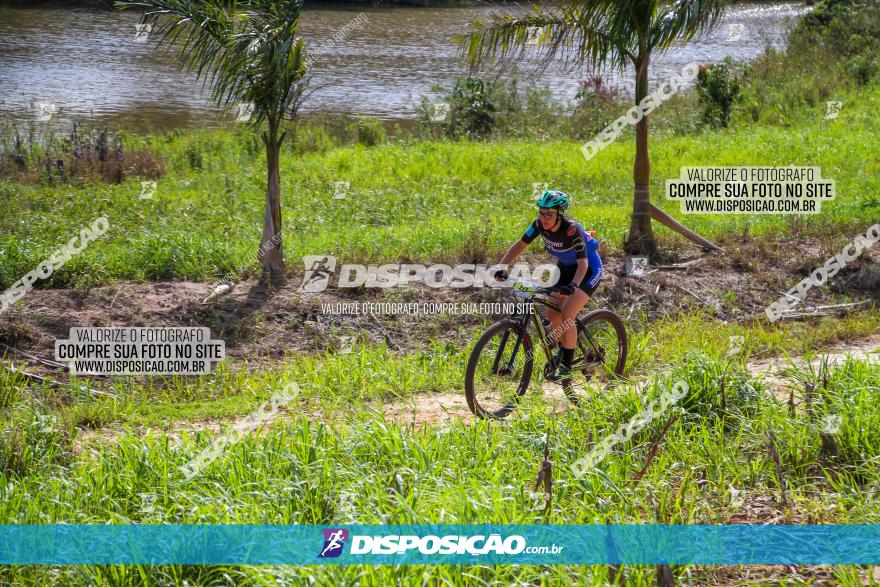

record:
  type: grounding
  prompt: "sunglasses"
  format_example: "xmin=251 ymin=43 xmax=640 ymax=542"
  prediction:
xmin=538 ymin=209 xmax=557 ymax=219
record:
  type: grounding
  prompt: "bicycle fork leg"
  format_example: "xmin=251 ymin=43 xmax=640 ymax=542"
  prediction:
xmin=491 ymin=327 xmax=526 ymax=374
xmin=491 ymin=330 xmax=510 ymax=373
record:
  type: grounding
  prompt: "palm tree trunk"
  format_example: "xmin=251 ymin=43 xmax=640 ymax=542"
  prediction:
xmin=625 ymin=53 xmax=657 ymax=257
xmin=260 ymin=119 xmax=285 ymax=283
xmin=625 ymin=54 xmax=722 ymax=256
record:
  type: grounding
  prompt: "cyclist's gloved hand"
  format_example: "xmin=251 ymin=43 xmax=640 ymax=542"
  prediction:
xmin=493 ymin=269 xmax=510 ymax=282
xmin=557 ymin=283 xmax=576 ymax=296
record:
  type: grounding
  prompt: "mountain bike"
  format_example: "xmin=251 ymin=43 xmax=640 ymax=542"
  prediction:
xmin=464 ymin=279 xmax=627 ymax=419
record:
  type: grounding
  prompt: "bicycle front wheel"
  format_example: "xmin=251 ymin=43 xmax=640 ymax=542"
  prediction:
xmin=563 ymin=309 xmax=628 ymax=405
xmin=464 ymin=319 xmax=534 ymax=419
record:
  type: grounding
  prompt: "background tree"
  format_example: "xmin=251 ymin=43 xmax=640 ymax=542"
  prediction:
xmin=458 ymin=0 xmax=724 ymax=256
xmin=117 ymin=0 xmax=309 ymax=282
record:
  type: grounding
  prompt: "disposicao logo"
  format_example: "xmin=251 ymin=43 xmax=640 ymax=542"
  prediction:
xmin=317 ymin=528 xmax=563 ymax=559
xmin=318 ymin=528 xmax=348 ymax=558
xmin=349 ymin=534 xmax=527 ymax=555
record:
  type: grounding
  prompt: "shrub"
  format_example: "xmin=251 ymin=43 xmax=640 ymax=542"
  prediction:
xmin=797 ymin=0 xmax=880 ymax=62
xmin=801 ymin=0 xmax=859 ymax=30
xmin=353 ymin=117 xmax=386 ymax=147
xmin=671 ymin=352 xmax=761 ymax=422
xmin=418 ymin=76 xmax=499 ymax=140
xmin=569 ymin=76 xmax=624 ymax=140
xmin=448 ymin=76 xmax=497 ymax=140
xmin=846 ymin=55 xmax=878 ymax=84
xmin=696 ymin=60 xmax=741 ymax=128
xmin=419 ymin=75 xmax=575 ymax=141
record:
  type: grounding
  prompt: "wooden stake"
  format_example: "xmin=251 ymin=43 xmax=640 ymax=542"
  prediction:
xmin=633 ymin=415 xmax=679 ymax=485
xmin=649 ymin=203 xmax=723 ymax=252
xmin=656 ymin=564 xmax=676 ymax=587
xmin=766 ymin=430 xmax=790 ymax=509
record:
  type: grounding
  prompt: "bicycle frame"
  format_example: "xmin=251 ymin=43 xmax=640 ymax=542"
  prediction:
xmin=494 ymin=290 xmax=603 ymax=375
xmin=531 ymin=295 xmax=601 ymax=372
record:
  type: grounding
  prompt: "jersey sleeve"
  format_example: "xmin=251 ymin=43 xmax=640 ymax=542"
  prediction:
xmin=520 ymin=220 xmax=540 ymax=244
xmin=568 ymin=222 xmax=587 ymax=259
xmin=573 ymin=231 xmax=587 ymax=259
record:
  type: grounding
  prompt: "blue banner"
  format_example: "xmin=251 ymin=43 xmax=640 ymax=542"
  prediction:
xmin=1 ymin=524 xmax=879 ymax=565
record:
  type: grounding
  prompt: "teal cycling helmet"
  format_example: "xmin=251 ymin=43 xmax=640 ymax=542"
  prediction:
xmin=536 ymin=189 xmax=570 ymax=212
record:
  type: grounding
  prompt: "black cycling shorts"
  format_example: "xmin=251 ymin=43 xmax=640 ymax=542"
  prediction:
xmin=556 ymin=262 xmax=603 ymax=296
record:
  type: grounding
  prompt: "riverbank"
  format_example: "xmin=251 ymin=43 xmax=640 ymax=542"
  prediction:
xmin=2 ymin=301 xmax=880 ymax=586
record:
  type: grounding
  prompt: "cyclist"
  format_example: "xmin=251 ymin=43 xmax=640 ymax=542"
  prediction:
xmin=493 ymin=190 xmax=603 ymax=381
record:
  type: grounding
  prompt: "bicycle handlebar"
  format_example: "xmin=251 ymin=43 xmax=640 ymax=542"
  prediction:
xmin=497 ymin=273 xmax=563 ymax=296
xmin=507 ymin=280 xmax=561 ymax=297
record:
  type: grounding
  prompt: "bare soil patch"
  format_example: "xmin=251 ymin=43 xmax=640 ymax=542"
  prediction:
xmin=1 ymin=234 xmax=877 ymax=373
xmin=746 ymin=335 xmax=880 ymax=402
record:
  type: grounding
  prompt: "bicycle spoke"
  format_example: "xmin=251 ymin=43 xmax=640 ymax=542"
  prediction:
xmin=564 ymin=311 xmax=627 ymax=405
xmin=474 ymin=336 xmax=526 ymax=409
xmin=465 ymin=320 xmax=534 ymax=419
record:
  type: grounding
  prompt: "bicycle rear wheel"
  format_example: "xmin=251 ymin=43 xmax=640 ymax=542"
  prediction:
xmin=464 ymin=319 xmax=534 ymax=419
xmin=563 ymin=309 xmax=627 ymax=405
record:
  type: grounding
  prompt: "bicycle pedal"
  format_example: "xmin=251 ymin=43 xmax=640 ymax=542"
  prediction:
xmin=546 ymin=373 xmax=571 ymax=384
xmin=545 ymin=363 xmax=572 ymax=383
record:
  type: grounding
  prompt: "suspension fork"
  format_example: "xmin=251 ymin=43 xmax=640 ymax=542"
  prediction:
xmin=491 ymin=303 xmax=534 ymax=373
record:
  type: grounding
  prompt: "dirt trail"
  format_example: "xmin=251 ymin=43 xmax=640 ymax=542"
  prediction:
xmin=75 ymin=335 xmax=879 ymax=448
xmin=746 ymin=335 xmax=880 ymax=402
xmin=384 ymin=335 xmax=880 ymax=429
xmin=383 ymin=381 xmax=572 ymax=428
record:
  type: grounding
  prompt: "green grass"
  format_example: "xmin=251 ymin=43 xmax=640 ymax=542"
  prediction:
xmin=3 ymin=309 xmax=873 ymax=434
xmin=1 ymin=76 xmax=879 ymax=289
xmin=2 ymin=349 xmax=880 ymax=585
xmin=2 ymin=3 xmax=880 ymax=583
xmin=48 ymin=338 xmax=465 ymax=430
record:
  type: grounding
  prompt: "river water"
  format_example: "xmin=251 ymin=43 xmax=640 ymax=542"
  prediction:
xmin=0 ymin=1 xmax=809 ymax=132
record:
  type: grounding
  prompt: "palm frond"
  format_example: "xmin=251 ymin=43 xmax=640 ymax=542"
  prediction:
xmin=649 ymin=0 xmax=725 ymax=51
xmin=456 ymin=1 xmax=642 ymax=73
xmin=115 ymin=0 xmax=308 ymax=124
xmin=457 ymin=0 xmax=727 ymax=73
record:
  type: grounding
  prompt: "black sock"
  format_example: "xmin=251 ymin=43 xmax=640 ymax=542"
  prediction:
xmin=561 ymin=347 xmax=574 ymax=367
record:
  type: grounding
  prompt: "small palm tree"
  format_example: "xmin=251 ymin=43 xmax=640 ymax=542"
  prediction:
xmin=458 ymin=0 xmax=724 ymax=256
xmin=117 ymin=0 xmax=309 ymax=282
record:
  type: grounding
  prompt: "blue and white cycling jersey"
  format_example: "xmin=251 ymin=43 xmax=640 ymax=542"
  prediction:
xmin=521 ymin=216 xmax=602 ymax=270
